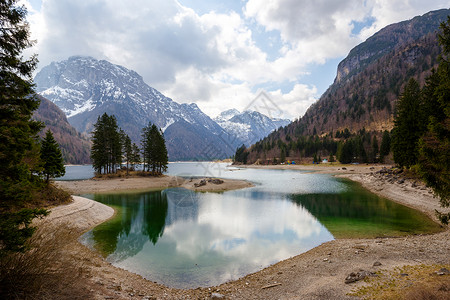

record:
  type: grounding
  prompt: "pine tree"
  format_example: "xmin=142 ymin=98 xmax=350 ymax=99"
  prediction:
xmin=313 ymin=153 xmax=318 ymax=164
xmin=131 ymin=143 xmax=141 ymax=171
xmin=91 ymin=113 xmax=122 ymax=174
xmin=156 ymin=129 xmax=168 ymax=174
xmin=371 ymin=136 xmax=379 ymax=163
xmin=141 ymin=123 xmax=168 ymax=174
xmin=108 ymin=116 xmax=122 ymax=173
xmin=329 ymin=153 xmax=335 ymax=163
xmin=149 ymin=124 xmax=160 ymax=173
xmin=123 ymin=134 xmax=132 ymax=175
xmin=141 ymin=124 xmax=150 ymax=171
xmin=339 ymin=140 xmax=353 ymax=164
xmin=379 ymin=130 xmax=391 ymax=162
xmin=280 ymin=147 xmax=286 ymax=163
xmin=91 ymin=114 xmax=108 ymax=174
xmin=40 ymin=130 xmax=65 ymax=183
xmin=0 ymin=0 xmax=47 ymax=255
xmin=234 ymin=144 xmax=248 ymax=164
xmin=392 ymin=78 xmax=424 ymax=168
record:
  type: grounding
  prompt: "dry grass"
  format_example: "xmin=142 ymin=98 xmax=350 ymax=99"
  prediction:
xmin=349 ymin=264 xmax=450 ymax=300
xmin=0 ymin=223 xmax=93 ymax=299
xmin=29 ymin=184 xmax=71 ymax=209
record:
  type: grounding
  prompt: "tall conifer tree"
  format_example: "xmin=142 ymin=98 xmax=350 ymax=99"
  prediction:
xmin=392 ymin=78 xmax=424 ymax=168
xmin=379 ymin=130 xmax=391 ymax=162
xmin=91 ymin=113 xmax=122 ymax=174
xmin=40 ymin=130 xmax=65 ymax=183
xmin=0 ymin=0 xmax=47 ymax=254
xmin=141 ymin=122 xmax=168 ymax=174
xmin=123 ymin=134 xmax=132 ymax=175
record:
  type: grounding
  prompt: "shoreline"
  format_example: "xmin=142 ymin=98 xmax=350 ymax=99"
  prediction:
xmin=46 ymin=164 xmax=449 ymax=299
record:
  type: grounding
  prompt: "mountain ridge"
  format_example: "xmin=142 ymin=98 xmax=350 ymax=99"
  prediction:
xmin=214 ymin=109 xmax=290 ymax=147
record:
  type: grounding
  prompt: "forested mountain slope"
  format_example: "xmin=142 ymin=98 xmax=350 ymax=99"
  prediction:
xmin=33 ymin=95 xmax=91 ymax=164
xmin=244 ymin=9 xmax=449 ymax=164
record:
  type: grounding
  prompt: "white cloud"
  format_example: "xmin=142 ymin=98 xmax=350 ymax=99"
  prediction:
xmin=269 ymin=84 xmax=318 ymax=119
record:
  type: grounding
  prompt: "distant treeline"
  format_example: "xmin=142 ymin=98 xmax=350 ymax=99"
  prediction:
xmin=237 ymin=127 xmax=391 ymax=165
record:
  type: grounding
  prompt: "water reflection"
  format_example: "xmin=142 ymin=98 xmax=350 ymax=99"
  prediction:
xmin=89 ymin=192 xmax=168 ymax=261
xmin=83 ymin=188 xmax=332 ymax=288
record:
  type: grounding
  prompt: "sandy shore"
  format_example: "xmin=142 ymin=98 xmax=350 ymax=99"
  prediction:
xmin=55 ymin=175 xmax=254 ymax=194
xmin=238 ymin=162 xmax=388 ymax=174
xmin=45 ymin=165 xmax=449 ymax=299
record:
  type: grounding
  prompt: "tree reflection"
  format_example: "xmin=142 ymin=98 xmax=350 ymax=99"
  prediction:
xmin=142 ymin=192 xmax=168 ymax=245
xmin=91 ymin=190 xmax=168 ymax=256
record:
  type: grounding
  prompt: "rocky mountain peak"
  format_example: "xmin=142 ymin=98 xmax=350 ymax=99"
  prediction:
xmin=335 ymin=9 xmax=449 ymax=85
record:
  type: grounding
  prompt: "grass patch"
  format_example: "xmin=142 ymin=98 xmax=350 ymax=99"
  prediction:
xmin=348 ymin=264 xmax=450 ymax=299
xmin=31 ymin=184 xmax=72 ymax=208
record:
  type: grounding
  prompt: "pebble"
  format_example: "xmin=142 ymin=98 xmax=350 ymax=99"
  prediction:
xmin=211 ymin=292 xmax=225 ymax=299
xmin=436 ymin=268 xmax=450 ymax=276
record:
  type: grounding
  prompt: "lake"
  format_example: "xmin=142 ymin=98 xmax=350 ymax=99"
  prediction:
xmin=66 ymin=163 xmax=440 ymax=289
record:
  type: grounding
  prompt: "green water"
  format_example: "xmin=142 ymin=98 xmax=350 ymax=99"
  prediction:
xmin=80 ymin=163 xmax=441 ymax=289
xmin=291 ymin=179 xmax=441 ymax=238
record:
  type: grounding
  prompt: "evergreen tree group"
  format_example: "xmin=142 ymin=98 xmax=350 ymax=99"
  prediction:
xmin=91 ymin=114 xmax=168 ymax=176
xmin=234 ymin=144 xmax=249 ymax=164
xmin=247 ymin=126 xmax=389 ymax=165
xmin=392 ymin=17 xmax=450 ymax=223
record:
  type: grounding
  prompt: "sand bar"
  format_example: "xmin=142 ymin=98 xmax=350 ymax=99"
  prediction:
xmin=55 ymin=175 xmax=254 ymax=194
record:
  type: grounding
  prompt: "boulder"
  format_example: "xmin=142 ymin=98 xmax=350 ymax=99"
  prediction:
xmin=345 ymin=270 xmax=377 ymax=284
xmin=210 ymin=179 xmax=224 ymax=185
xmin=194 ymin=179 xmax=207 ymax=187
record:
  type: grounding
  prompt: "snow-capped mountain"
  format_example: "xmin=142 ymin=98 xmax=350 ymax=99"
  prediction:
xmin=214 ymin=109 xmax=291 ymax=147
xmin=34 ymin=56 xmax=235 ymax=160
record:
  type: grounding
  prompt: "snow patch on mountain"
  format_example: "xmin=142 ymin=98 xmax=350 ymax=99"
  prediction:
xmin=214 ymin=109 xmax=291 ymax=146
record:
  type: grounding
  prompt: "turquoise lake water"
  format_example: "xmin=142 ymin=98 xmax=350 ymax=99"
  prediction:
xmin=66 ymin=162 xmax=439 ymax=288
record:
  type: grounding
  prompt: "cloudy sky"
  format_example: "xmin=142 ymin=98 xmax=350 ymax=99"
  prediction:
xmin=23 ymin=0 xmax=449 ymax=119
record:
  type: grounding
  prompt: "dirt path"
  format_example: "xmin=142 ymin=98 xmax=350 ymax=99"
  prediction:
xmin=47 ymin=165 xmax=449 ymax=299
